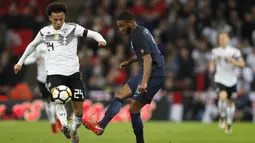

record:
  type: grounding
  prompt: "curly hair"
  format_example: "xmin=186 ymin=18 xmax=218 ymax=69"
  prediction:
xmin=46 ymin=2 xmax=67 ymax=16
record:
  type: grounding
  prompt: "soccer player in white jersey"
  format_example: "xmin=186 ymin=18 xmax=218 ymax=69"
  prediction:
xmin=13 ymin=2 xmax=106 ymax=143
xmin=24 ymin=43 xmax=60 ymax=134
xmin=209 ymin=32 xmax=245 ymax=134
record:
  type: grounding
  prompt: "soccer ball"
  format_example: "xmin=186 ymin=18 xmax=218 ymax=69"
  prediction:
xmin=52 ymin=85 xmax=72 ymax=104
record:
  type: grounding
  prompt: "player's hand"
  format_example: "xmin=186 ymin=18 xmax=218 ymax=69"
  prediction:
xmin=98 ymin=41 xmax=106 ymax=47
xmin=120 ymin=61 xmax=130 ymax=69
xmin=14 ymin=64 xmax=22 ymax=74
xmin=138 ymin=82 xmax=147 ymax=94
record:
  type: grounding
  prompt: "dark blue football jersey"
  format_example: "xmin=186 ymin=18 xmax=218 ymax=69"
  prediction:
xmin=130 ymin=26 xmax=166 ymax=77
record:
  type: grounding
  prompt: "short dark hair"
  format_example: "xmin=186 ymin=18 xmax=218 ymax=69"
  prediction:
xmin=46 ymin=2 xmax=67 ymax=16
xmin=117 ymin=11 xmax=135 ymax=21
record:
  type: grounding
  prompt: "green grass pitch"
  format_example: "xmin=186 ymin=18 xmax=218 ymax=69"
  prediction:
xmin=0 ymin=121 xmax=254 ymax=143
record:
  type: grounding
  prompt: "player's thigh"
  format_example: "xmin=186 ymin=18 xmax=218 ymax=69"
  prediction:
xmin=132 ymin=76 xmax=166 ymax=105
xmin=218 ymin=90 xmax=227 ymax=100
xmin=216 ymin=83 xmax=228 ymax=100
xmin=125 ymin=71 xmax=143 ymax=99
xmin=115 ymin=84 xmax=133 ymax=100
xmin=226 ymin=84 xmax=237 ymax=102
xmin=46 ymin=75 xmax=66 ymax=93
xmin=66 ymin=75 xmax=86 ymax=102
xmin=38 ymin=80 xmax=51 ymax=102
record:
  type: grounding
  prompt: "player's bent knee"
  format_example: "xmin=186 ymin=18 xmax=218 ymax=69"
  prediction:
xmin=115 ymin=91 xmax=125 ymax=100
xmin=227 ymin=99 xmax=234 ymax=106
xmin=219 ymin=91 xmax=227 ymax=100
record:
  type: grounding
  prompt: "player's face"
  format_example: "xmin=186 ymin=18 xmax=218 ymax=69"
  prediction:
xmin=117 ymin=20 xmax=132 ymax=35
xmin=49 ymin=12 xmax=65 ymax=30
xmin=218 ymin=33 xmax=229 ymax=47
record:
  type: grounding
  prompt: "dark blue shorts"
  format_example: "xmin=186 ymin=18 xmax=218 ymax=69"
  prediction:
xmin=127 ymin=70 xmax=166 ymax=104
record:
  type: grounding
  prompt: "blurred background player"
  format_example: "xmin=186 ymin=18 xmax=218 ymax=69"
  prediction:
xmin=209 ymin=32 xmax=245 ymax=134
xmin=13 ymin=2 xmax=106 ymax=143
xmin=83 ymin=11 xmax=166 ymax=143
xmin=24 ymin=42 xmax=61 ymax=134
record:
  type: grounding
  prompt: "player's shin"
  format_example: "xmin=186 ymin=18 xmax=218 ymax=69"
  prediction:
xmin=131 ymin=113 xmax=144 ymax=143
xmin=55 ymin=104 xmax=68 ymax=126
xmin=71 ymin=101 xmax=83 ymax=134
xmin=44 ymin=102 xmax=53 ymax=123
xmin=98 ymin=97 xmax=124 ymax=129
xmin=45 ymin=101 xmax=57 ymax=134
xmin=72 ymin=115 xmax=82 ymax=133
xmin=49 ymin=102 xmax=57 ymax=123
xmin=226 ymin=102 xmax=235 ymax=127
xmin=218 ymin=100 xmax=227 ymax=120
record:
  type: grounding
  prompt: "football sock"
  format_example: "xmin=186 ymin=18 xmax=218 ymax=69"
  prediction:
xmin=51 ymin=123 xmax=57 ymax=134
xmin=226 ymin=103 xmax=235 ymax=126
xmin=131 ymin=113 xmax=144 ymax=143
xmin=72 ymin=115 xmax=82 ymax=133
xmin=55 ymin=104 xmax=68 ymax=126
xmin=99 ymin=98 xmax=124 ymax=129
xmin=218 ymin=100 xmax=227 ymax=120
xmin=50 ymin=102 xmax=56 ymax=123
xmin=44 ymin=102 xmax=56 ymax=123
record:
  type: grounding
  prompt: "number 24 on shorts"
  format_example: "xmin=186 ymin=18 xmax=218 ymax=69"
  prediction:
xmin=74 ymin=89 xmax=84 ymax=99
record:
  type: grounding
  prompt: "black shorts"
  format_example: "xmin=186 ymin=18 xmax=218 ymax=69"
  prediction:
xmin=46 ymin=72 xmax=86 ymax=101
xmin=215 ymin=83 xmax=237 ymax=100
xmin=38 ymin=80 xmax=51 ymax=99
xmin=127 ymin=70 xmax=166 ymax=104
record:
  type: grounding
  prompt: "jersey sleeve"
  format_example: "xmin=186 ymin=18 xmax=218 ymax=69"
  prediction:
xmin=210 ymin=49 xmax=216 ymax=61
xmin=74 ymin=24 xmax=85 ymax=37
xmin=233 ymin=49 xmax=242 ymax=59
xmin=24 ymin=51 xmax=36 ymax=65
xmin=17 ymin=31 xmax=43 ymax=65
xmin=35 ymin=43 xmax=45 ymax=57
xmin=136 ymin=29 xmax=151 ymax=55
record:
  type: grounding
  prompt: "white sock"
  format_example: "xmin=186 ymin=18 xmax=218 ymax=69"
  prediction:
xmin=226 ymin=103 xmax=235 ymax=125
xmin=55 ymin=104 xmax=68 ymax=126
xmin=49 ymin=102 xmax=56 ymax=123
xmin=44 ymin=102 xmax=55 ymax=123
xmin=218 ymin=100 xmax=227 ymax=119
xmin=72 ymin=115 xmax=82 ymax=133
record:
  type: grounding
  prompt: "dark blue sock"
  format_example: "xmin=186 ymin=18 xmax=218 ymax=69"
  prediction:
xmin=131 ymin=113 xmax=144 ymax=143
xmin=99 ymin=98 xmax=123 ymax=129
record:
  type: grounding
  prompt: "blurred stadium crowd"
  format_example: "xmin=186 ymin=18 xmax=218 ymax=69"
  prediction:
xmin=1 ymin=0 xmax=255 ymax=122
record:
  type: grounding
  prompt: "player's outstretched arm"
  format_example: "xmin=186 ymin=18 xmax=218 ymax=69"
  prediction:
xmin=209 ymin=49 xmax=216 ymax=73
xmin=120 ymin=56 xmax=138 ymax=69
xmin=14 ymin=32 xmax=42 ymax=74
xmin=86 ymin=30 xmax=107 ymax=47
xmin=208 ymin=60 xmax=216 ymax=73
xmin=75 ymin=24 xmax=106 ymax=46
xmin=227 ymin=57 xmax=245 ymax=68
xmin=127 ymin=56 xmax=138 ymax=65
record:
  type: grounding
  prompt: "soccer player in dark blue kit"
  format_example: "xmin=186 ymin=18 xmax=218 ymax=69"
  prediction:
xmin=82 ymin=11 xmax=166 ymax=143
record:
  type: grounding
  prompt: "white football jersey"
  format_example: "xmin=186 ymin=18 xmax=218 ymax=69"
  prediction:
xmin=39 ymin=22 xmax=84 ymax=76
xmin=211 ymin=45 xmax=242 ymax=87
xmin=24 ymin=43 xmax=47 ymax=83
xmin=18 ymin=22 xmax=106 ymax=76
